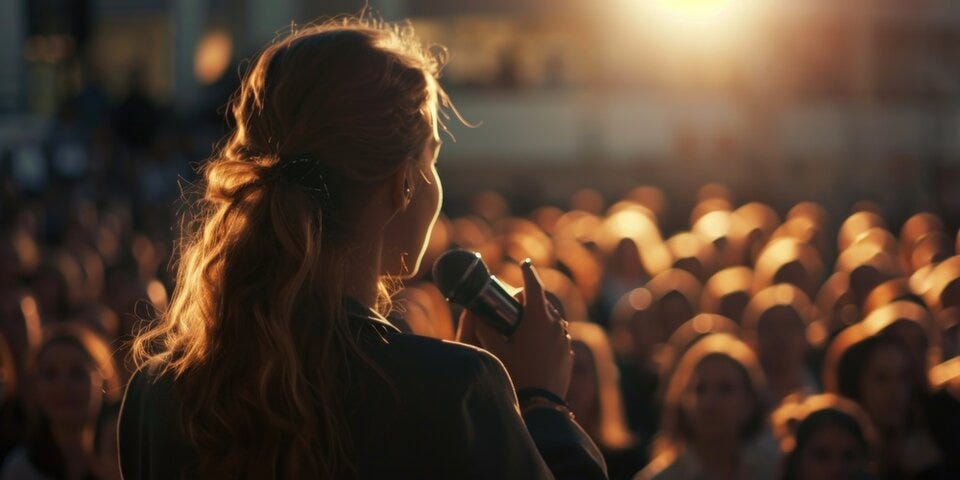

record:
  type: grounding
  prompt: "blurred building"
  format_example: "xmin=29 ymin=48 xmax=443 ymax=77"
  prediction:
xmin=4 ymin=0 xmax=960 ymax=221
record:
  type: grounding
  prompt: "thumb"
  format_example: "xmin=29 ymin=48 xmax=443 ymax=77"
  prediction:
xmin=521 ymin=259 xmax=547 ymax=312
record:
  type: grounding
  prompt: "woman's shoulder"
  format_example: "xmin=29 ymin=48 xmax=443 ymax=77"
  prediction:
xmin=0 ymin=447 xmax=51 ymax=480
xmin=377 ymin=331 xmax=510 ymax=387
xmin=122 ymin=355 xmax=179 ymax=408
xmin=118 ymin=357 xmax=198 ymax=480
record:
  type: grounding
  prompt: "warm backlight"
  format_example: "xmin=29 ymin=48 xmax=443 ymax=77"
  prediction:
xmin=640 ymin=0 xmax=760 ymax=55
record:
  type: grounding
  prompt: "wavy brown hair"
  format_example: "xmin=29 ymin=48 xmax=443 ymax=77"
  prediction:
xmin=132 ymin=17 xmax=456 ymax=479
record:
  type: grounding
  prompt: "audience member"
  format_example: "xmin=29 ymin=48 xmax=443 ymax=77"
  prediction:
xmin=636 ymin=334 xmax=777 ymax=480
xmin=0 ymin=323 xmax=121 ymax=480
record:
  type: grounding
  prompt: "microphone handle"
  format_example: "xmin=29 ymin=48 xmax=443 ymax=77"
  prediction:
xmin=468 ymin=276 xmax=522 ymax=336
xmin=466 ymin=276 xmax=567 ymax=337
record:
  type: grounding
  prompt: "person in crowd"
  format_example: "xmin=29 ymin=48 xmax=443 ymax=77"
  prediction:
xmin=662 ymin=314 xmax=741 ymax=374
xmin=753 ymin=237 xmax=824 ymax=300
xmin=700 ymin=266 xmax=753 ymax=325
xmin=0 ymin=323 xmax=122 ymax=480
xmin=118 ymin=18 xmax=605 ymax=479
xmin=645 ymin=268 xmax=701 ymax=341
xmin=568 ymin=321 xmax=643 ymax=480
xmin=743 ymin=284 xmax=819 ymax=403
xmin=0 ymin=291 xmax=44 ymax=386
xmin=772 ymin=393 xmax=878 ymax=480
xmin=824 ymin=325 xmax=948 ymax=479
xmin=636 ymin=333 xmax=778 ymax=480
xmin=609 ymin=288 xmax=663 ymax=450
xmin=665 ymin=232 xmax=716 ymax=283
xmin=597 ymin=237 xmax=649 ymax=328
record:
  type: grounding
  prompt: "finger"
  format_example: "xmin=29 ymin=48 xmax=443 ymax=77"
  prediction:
xmin=544 ymin=290 xmax=565 ymax=317
xmin=520 ymin=259 xmax=547 ymax=311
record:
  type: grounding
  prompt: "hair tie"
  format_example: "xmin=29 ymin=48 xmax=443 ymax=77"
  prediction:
xmin=270 ymin=157 xmax=332 ymax=204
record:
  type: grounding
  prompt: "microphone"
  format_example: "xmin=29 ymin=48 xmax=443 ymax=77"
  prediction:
xmin=433 ymin=249 xmax=523 ymax=336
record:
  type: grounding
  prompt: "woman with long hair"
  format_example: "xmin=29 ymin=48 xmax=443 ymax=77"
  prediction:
xmin=772 ymin=393 xmax=878 ymax=480
xmin=823 ymin=326 xmax=948 ymax=479
xmin=118 ymin=17 xmax=604 ymax=479
xmin=636 ymin=333 xmax=777 ymax=480
xmin=1 ymin=323 xmax=122 ymax=480
xmin=566 ymin=321 xmax=641 ymax=479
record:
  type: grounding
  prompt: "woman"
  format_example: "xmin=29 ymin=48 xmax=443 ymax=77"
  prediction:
xmin=772 ymin=393 xmax=878 ymax=480
xmin=0 ymin=323 xmax=122 ymax=480
xmin=742 ymin=284 xmax=819 ymax=404
xmin=119 ymin=18 xmax=604 ymax=480
xmin=636 ymin=333 xmax=777 ymax=480
xmin=566 ymin=321 xmax=641 ymax=480
xmin=608 ymin=288 xmax=662 ymax=452
xmin=823 ymin=325 xmax=947 ymax=479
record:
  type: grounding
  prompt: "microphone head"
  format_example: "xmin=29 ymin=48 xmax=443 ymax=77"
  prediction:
xmin=433 ymin=249 xmax=492 ymax=306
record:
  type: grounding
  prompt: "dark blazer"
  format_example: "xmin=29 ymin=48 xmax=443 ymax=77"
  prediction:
xmin=118 ymin=301 xmax=608 ymax=479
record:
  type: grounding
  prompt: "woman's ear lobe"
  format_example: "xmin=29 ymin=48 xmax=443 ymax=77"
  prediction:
xmin=403 ymin=181 xmax=413 ymax=206
xmin=389 ymin=168 xmax=408 ymax=209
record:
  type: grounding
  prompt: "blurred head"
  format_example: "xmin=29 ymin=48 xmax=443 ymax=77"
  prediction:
xmin=861 ymin=278 xmax=921 ymax=318
xmin=733 ymin=202 xmax=781 ymax=264
xmin=824 ymin=328 xmax=919 ymax=431
xmin=666 ymin=232 xmax=716 ymax=282
xmin=132 ymin=18 xmax=456 ymax=478
xmin=609 ymin=287 xmax=659 ymax=365
xmin=921 ymin=255 xmax=960 ymax=314
xmin=838 ymin=212 xmax=887 ymax=254
xmin=816 ymin=272 xmax=858 ymax=335
xmin=700 ymin=266 xmax=753 ymax=324
xmin=647 ymin=268 xmax=701 ymax=337
xmin=773 ymin=216 xmax=828 ymax=260
xmin=837 ymin=244 xmax=901 ymax=307
xmin=899 ymin=212 xmax=944 ymax=271
xmin=908 ymin=232 xmax=953 ymax=273
xmin=754 ymin=238 xmax=823 ymax=299
xmin=787 ymin=202 xmax=829 ymax=229
xmin=861 ymin=300 xmax=938 ymax=375
xmin=0 ymin=291 xmax=44 ymax=381
xmin=937 ymin=307 xmax=960 ymax=359
xmin=657 ymin=334 xmax=767 ymax=457
xmin=32 ymin=251 xmax=85 ymax=319
xmin=30 ymin=323 xmax=120 ymax=430
xmin=567 ymin=321 xmax=635 ymax=451
xmin=774 ymin=394 xmax=877 ymax=480
xmin=626 ymin=185 xmax=667 ymax=219
xmin=743 ymin=284 xmax=814 ymax=378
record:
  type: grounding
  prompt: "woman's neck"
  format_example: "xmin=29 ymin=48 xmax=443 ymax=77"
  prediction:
xmin=692 ymin=435 xmax=741 ymax=479
xmin=342 ymin=239 xmax=382 ymax=308
xmin=51 ymin=424 xmax=96 ymax=480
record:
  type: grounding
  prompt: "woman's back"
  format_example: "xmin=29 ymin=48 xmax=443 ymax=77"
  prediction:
xmin=120 ymin=302 xmax=606 ymax=479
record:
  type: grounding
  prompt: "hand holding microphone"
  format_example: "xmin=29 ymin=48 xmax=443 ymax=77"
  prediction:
xmin=435 ymin=250 xmax=572 ymax=400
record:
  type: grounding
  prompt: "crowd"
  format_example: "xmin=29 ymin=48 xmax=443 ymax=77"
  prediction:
xmin=1 ymin=86 xmax=959 ymax=480
xmin=397 ymin=186 xmax=960 ymax=480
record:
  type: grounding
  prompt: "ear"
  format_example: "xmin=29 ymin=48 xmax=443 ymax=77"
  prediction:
xmin=389 ymin=167 xmax=413 ymax=211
